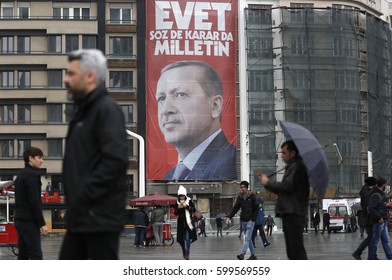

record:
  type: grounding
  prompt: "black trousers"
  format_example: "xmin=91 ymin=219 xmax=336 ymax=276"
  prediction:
xmin=282 ymin=214 xmax=308 ymax=260
xmin=59 ymin=231 xmax=121 ymax=260
xmin=15 ymin=220 xmax=43 ymax=260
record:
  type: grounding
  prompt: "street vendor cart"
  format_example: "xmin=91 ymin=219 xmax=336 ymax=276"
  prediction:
xmin=0 ymin=181 xmax=18 ymax=256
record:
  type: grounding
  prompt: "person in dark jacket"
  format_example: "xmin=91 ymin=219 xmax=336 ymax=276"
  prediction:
xmin=59 ymin=49 xmax=129 ymax=260
xmin=227 ymin=181 xmax=258 ymax=260
xmin=252 ymin=198 xmax=270 ymax=248
xmin=352 ymin=176 xmax=377 ymax=260
xmin=175 ymin=185 xmax=197 ymax=260
xmin=311 ymin=209 xmax=320 ymax=235
xmin=14 ymin=147 xmax=48 ymax=260
xmin=259 ymin=140 xmax=309 ymax=260
xmin=132 ymin=207 xmax=149 ymax=247
xmin=321 ymin=210 xmax=331 ymax=234
xmin=367 ymin=177 xmax=392 ymax=260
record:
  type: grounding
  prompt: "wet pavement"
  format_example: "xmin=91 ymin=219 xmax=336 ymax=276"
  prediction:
xmin=0 ymin=230 xmax=389 ymax=260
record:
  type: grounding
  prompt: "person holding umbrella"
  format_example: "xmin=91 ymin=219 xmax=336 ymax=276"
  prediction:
xmin=258 ymin=140 xmax=309 ymax=260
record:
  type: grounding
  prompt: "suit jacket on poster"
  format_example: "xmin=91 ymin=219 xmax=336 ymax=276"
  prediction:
xmin=164 ymin=131 xmax=236 ymax=180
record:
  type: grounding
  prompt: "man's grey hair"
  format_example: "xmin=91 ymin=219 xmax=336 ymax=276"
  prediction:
xmin=161 ymin=60 xmax=223 ymax=98
xmin=68 ymin=49 xmax=107 ymax=84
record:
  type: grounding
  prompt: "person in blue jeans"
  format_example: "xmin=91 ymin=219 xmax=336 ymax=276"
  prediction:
xmin=367 ymin=177 xmax=392 ymax=260
xmin=227 ymin=181 xmax=259 ymax=260
xmin=132 ymin=207 xmax=149 ymax=247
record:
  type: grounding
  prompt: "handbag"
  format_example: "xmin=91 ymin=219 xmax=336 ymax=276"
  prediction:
xmin=192 ymin=209 xmax=203 ymax=222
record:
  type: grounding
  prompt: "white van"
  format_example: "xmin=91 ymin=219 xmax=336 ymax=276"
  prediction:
xmin=322 ymin=199 xmax=351 ymax=233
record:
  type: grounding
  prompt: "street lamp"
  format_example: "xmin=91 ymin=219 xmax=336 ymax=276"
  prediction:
xmin=126 ymin=130 xmax=145 ymax=197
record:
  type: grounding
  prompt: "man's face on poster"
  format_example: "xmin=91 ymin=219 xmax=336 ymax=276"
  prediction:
xmin=156 ymin=65 xmax=222 ymax=150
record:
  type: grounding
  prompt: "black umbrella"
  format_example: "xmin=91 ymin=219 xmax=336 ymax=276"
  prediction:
xmin=280 ymin=121 xmax=329 ymax=199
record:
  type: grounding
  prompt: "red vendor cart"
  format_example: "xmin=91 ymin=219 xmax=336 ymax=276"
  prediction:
xmin=0 ymin=181 xmax=18 ymax=256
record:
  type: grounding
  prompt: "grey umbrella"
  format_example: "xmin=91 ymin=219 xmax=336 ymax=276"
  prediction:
xmin=280 ymin=121 xmax=329 ymax=199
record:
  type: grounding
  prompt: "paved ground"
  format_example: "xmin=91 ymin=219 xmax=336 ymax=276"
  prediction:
xmin=0 ymin=230 xmax=388 ymax=260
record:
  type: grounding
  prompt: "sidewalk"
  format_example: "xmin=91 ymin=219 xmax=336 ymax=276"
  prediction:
xmin=0 ymin=230 xmax=386 ymax=260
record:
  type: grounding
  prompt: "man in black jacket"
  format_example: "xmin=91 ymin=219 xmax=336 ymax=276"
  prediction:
xmin=14 ymin=146 xmax=48 ymax=259
xmin=259 ymin=140 xmax=309 ymax=260
xmin=227 ymin=181 xmax=258 ymax=260
xmin=60 ymin=49 xmax=128 ymax=260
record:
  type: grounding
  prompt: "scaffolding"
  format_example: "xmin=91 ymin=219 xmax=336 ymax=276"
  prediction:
xmin=245 ymin=7 xmax=392 ymax=196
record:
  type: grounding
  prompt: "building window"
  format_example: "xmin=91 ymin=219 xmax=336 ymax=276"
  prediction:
xmin=248 ymin=37 xmax=273 ymax=58
xmin=48 ymin=70 xmax=63 ymax=88
xmin=74 ymin=8 xmax=90 ymax=19
xmin=248 ymin=70 xmax=274 ymax=91
xmin=2 ymin=7 xmax=13 ymax=18
xmin=82 ymin=35 xmax=97 ymax=49
xmin=291 ymin=69 xmax=315 ymax=89
xmin=337 ymin=136 xmax=359 ymax=156
xmin=126 ymin=174 xmax=134 ymax=194
xmin=18 ymin=104 xmax=31 ymax=124
xmin=47 ymin=139 xmax=62 ymax=158
xmin=48 ymin=35 xmax=62 ymax=53
xmin=335 ymin=70 xmax=358 ymax=90
xmin=48 ymin=104 xmax=62 ymax=123
xmin=109 ymin=7 xmax=131 ymax=24
xmin=249 ymin=104 xmax=274 ymax=125
xmin=18 ymin=71 xmax=30 ymax=88
xmin=127 ymin=139 xmax=134 ymax=160
xmin=1 ymin=105 xmax=14 ymax=124
xmin=250 ymin=136 xmax=275 ymax=160
xmin=333 ymin=37 xmax=358 ymax=57
xmin=53 ymin=7 xmax=90 ymax=19
xmin=290 ymin=3 xmax=314 ymax=22
xmin=120 ymin=105 xmax=133 ymax=124
xmin=247 ymin=8 xmax=272 ymax=25
xmin=66 ymin=35 xmax=79 ymax=52
xmin=337 ymin=104 xmax=360 ymax=124
xmin=109 ymin=71 xmax=133 ymax=90
xmin=293 ymin=102 xmax=313 ymax=123
xmin=109 ymin=37 xmax=132 ymax=57
xmin=1 ymin=71 xmax=14 ymax=87
xmin=18 ymin=139 xmax=31 ymax=158
xmin=18 ymin=7 xmax=29 ymax=19
xmin=291 ymin=36 xmax=314 ymax=55
xmin=1 ymin=36 xmax=14 ymax=53
xmin=0 ymin=140 xmax=13 ymax=158
xmin=17 ymin=36 xmax=30 ymax=53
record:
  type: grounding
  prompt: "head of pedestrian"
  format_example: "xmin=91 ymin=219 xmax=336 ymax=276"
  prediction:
xmin=377 ymin=177 xmax=387 ymax=191
xmin=64 ymin=49 xmax=107 ymax=102
xmin=177 ymin=185 xmax=187 ymax=203
xmin=365 ymin=176 xmax=377 ymax=187
xmin=257 ymin=198 xmax=264 ymax=207
xmin=23 ymin=147 xmax=44 ymax=169
xmin=239 ymin=181 xmax=249 ymax=194
xmin=281 ymin=140 xmax=299 ymax=163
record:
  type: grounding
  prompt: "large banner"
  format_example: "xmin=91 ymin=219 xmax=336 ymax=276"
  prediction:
xmin=146 ymin=0 xmax=237 ymax=180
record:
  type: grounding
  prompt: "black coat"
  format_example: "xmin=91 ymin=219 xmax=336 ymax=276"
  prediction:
xmin=14 ymin=165 xmax=45 ymax=227
xmin=174 ymin=200 xmax=197 ymax=246
xmin=132 ymin=209 xmax=149 ymax=228
xmin=265 ymin=157 xmax=309 ymax=218
xmin=63 ymin=85 xmax=129 ymax=233
xmin=367 ymin=187 xmax=388 ymax=225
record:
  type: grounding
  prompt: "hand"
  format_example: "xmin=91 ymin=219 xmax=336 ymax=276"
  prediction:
xmin=40 ymin=225 xmax=48 ymax=235
xmin=178 ymin=203 xmax=186 ymax=209
xmin=379 ymin=218 xmax=384 ymax=224
xmin=225 ymin=218 xmax=231 ymax=224
xmin=258 ymin=172 xmax=269 ymax=185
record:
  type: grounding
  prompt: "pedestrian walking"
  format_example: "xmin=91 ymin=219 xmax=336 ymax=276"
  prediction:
xmin=352 ymin=177 xmax=377 ymax=260
xmin=259 ymin=140 xmax=310 ymax=260
xmin=252 ymin=198 xmax=270 ymax=248
xmin=132 ymin=207 xmax=149 ymax=247
xmin=311 ymin=209 xmax=320 ymax=235
xmin=350 ymin=213 xmax=357 ymax=233
xmin=321 ymin=210 xmax=331 ymax=234
xmin=151 ymin=205 xmax=166 ymax=246
xmin=343 ymin=214 xmax=350 ymax=232
xmin=198 ymin=218 xmax=207 ymax=237
xmin=14 ymin=147 xmax=48 ymax=260
xmin=216 ymin=216 xmax=223 ymax=237
xmin=175 ymin=185 xmax=197 ymax=260
xmin=367 ymin=177 xmax=392 ymax=260
xmin=60 ymin=49 xmax=129 ymax=260
xmin=265 ymin=215 xmax=275 ymax=236
xmin=227 ymin=181 xmax=258 ymax=260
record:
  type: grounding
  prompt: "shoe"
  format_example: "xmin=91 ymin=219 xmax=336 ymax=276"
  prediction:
xmin=352 ymin=252 xmax=361 ymax=260
xmin=264 ymin=242 xmax=270 ymax=247
xmin=247 ymin=255 xmax=257 ymax=260
xmin=237 ymin=254 xmax=244 ymax=260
